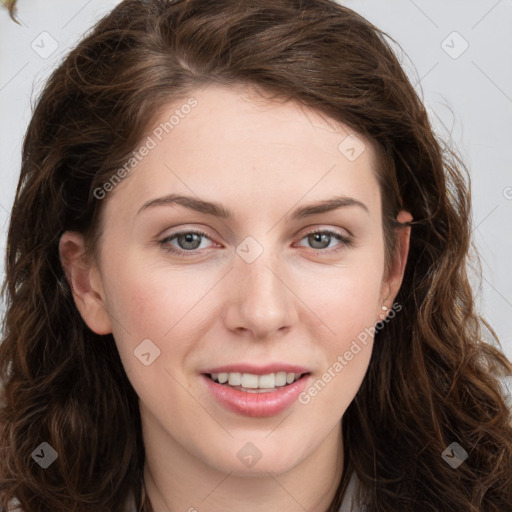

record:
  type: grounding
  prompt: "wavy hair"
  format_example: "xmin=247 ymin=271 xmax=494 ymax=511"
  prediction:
xmin=1 ymin=1 xmax=511 ymax=511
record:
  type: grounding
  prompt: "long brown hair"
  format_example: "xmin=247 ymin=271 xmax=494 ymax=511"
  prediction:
xmin=1 ymin=1 xmax=511 ymax=511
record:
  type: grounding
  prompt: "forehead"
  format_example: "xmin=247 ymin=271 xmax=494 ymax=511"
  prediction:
xmin=101 ymin=84 xmax=381 ymax=223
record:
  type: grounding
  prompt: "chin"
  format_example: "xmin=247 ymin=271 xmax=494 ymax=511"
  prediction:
xmin=206 ymin=440 xmax=306 ymax=477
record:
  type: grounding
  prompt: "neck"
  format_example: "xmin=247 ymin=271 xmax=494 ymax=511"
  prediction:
xmin=141 ymin=415 xmax=344 ymax=512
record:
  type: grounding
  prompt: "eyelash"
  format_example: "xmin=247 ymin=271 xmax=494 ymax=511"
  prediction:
xmin=158 ymin=228 xmax=354 ymax=257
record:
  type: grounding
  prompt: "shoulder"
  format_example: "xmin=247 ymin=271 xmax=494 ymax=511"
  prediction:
xmin=6 ymin=493 xmax=137 ymax=512
xmin=6 ymin=498 xmax=22 ymax=512
xmin=338 ymin=470 xmax=361 ymax=512
xmin=125 ymin=489 xmax=137 ymax=512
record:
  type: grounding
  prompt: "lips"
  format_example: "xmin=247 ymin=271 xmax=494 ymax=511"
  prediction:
xmin=201 ymin=363 xmax=312 ymax=417
xmin=201 ymin=363 xmax=310 ymax=375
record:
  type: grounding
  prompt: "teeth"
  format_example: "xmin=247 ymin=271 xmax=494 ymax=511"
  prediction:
xmin=257 ymin=373 xmax=275 ymax=388
xmin=228 ymin=372 xmax=242 ymax=386
xmin=275 ymin=371 xmax=287 ymax=386
xmin=209 ymin=371 xmax=304 ymax=389
xmin=241 ymin=373 xmax=260 ymax=388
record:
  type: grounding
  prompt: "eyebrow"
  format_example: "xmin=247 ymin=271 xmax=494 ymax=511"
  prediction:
xmin=137 ymin=193 xmax=369 ymax=219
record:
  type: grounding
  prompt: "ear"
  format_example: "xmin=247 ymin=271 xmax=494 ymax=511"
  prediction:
xmin=378 ymin=210 xmax=413 ymax=320
xmin=59 ymin=231 xmax=112 ymax=335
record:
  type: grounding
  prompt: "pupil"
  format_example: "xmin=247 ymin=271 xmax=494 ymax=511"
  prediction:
xmin=310 ymin=233 xmax=329 ymax=249
xmin=181 ymin=233 xmax=200 ymax=249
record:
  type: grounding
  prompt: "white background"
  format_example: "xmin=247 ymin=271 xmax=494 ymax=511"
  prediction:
xmin=0 ymin=0 xmax=511 ymax=360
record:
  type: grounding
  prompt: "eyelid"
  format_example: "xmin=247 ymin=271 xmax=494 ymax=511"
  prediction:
xmin=299 ymin=224 xmax=353 ymax=240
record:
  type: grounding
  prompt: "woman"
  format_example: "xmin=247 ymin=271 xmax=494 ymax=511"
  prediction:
xmin=1 ymin=1 xmax=511 ymax=511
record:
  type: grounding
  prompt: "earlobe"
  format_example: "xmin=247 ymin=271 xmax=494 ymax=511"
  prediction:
xmin=58 ymin=231 xmax=112 ymax=335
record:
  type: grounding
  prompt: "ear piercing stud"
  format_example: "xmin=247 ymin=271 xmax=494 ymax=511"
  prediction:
xmin=382 ymin=305 xmax=388 ymax=311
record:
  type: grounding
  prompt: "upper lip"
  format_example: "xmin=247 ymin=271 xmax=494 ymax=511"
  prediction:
xmin=202 ymin=363 xmax=311 ymax=375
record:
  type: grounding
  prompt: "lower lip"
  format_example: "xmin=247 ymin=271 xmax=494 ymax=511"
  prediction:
xmin=202 ymin=374 xmax=310 ymax=417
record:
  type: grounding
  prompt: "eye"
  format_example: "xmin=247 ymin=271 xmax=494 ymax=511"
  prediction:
xmin=296 ymin=228 xmax=354 ymax=254
xmin=158 ymin=227 xmax=354 ymax=257
xmin=159 ymin=230 xmax=216 ymax=256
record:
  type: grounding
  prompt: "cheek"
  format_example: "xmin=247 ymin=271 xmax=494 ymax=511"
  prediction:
xmin=294 ymin=257 xmax=382 ymax=412
xmin=102 ymin=253 xmax=201 ymax=333
xmin=339 ymin=272 xmax=382 ymax=332
xmin=328 ymin=268 xmax=382 ymax=361
xmin=293 ymin=255 xmax=383 ymax=333
xmin=101 ymin=254 xmax=219 ymax=374
xmin=299 ymin=286 xmax=377 ymax=422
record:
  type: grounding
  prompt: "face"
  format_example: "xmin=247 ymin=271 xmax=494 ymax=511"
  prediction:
xmin=60 ymin=84 xmax=411 ymax=478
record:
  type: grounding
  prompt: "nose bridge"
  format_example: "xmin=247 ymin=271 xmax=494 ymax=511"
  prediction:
xmin=224 ymin=235 xmax=297 ymax=337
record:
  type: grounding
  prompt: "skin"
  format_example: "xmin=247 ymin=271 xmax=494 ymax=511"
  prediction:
xmin=59 ymin=84 xmax=412 ymax=512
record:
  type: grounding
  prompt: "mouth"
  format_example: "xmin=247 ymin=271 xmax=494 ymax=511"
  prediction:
xmin=205 ymin=371 xmax=310 ymax=393
xmin=202 ymin=370 xmax=312 ymax=417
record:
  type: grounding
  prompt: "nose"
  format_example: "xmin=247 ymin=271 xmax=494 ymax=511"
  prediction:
xmin=222 ymin=246 xmax=298 ymax=340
